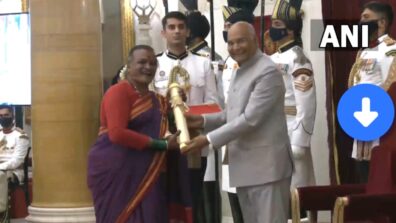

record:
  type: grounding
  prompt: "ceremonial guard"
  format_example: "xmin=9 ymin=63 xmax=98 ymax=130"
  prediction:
xmin=268 ymin=0 xmax=317 ymax=194
xmin=348 ymin=2 xmax=396 ymax=182
xmin=0 ymin=105 xmax=29 ymax=218
xmin=187 ymin=11 xmax=222 ymax=62
xmin=185 ymin=10 xmax=223 ymax=223
xmin=154 ymin=49 xmax=217 ymax=104
xmin=154 ymin=11 xmax=218 ymax=223
xmin=154 ymin=14 xmax=218 ymax=105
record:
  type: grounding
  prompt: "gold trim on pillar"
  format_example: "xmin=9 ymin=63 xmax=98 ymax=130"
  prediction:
xmin=24 ymin=106 xmax=31 ymax=125
xmin=120 ymin=0 xmax=135 ymax=62
xmin=21 ymin=0 xmax=29 ymax=12
xmin=291 ymin=188 xmax=301 ymax=223
xmin=332 ymin=197 xmax=349 ymax=223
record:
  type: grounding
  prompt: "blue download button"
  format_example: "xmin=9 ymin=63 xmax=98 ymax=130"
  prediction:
xmin=337 ymin=84 xmax=395 ymax=141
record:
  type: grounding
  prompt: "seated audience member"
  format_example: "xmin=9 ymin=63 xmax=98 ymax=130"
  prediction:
xmin=0 ymin=104 xmax=29 ymax=217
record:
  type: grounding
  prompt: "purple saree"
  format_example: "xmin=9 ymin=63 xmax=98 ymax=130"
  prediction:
xmin=87 ymin=93 xmax=192 ymax=223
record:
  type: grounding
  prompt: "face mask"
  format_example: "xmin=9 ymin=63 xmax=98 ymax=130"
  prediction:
xmin=359 ymin=20 xmax=379 ymax=39
xmin=223 ymin=31 xmax=228 ymax=42
xmin=269 ymin=27 xmax=288 ymax=41
xmin=0 ymin=117 xmax=13 ymax=128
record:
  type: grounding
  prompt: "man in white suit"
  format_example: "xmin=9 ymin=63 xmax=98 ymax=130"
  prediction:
xmin=184 ymin=22 xmax=294 ymax=223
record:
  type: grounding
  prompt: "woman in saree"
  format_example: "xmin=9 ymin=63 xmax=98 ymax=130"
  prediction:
xmin=87 ymin=45 xmax=192 ymax=223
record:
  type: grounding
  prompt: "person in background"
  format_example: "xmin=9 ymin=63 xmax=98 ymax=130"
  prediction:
xmin=348 ymin=1 xmax=396 ymax=183
xmin=0 ymin=104 xmax=29 ymax=218
xmin=186 ymin=10 xmax=222 ymax=62
xmin=267 ymin=1 xmax=316 ymax=219
xmin=185 ymin=10 xmax=223 ymax=223
xmin=153 ymin=11 xmax=218 ymax=223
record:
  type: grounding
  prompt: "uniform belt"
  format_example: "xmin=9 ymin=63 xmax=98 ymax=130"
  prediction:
xmin=284 ymin=106 xmax=297 ymax=116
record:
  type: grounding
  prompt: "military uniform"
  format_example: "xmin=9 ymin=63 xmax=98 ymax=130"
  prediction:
xmin=189 ymin=40 xmax=223 ymax=62
xmin=270 ymin=41 xmax=316 ymax=188
xmin=188 ymin=41 xmax=223 ymax=181
xmin=154 ymin=49 xmax=218 ymax=223
xmin=154 ymin=50 xmax=218 ymax=106
xmin=0 ymin=127 xmax=29 ymax=212
xmin=189 ymin=41 xmax=224 ymax=109
xmin=348 ymin=34 xmax=396 ymax=166
xmin=154 ymin=49 xmax=218 ymax=157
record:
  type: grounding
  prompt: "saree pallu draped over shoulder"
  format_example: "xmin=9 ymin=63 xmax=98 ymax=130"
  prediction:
xmin=88 ymin=92 xmax=193 ymax=223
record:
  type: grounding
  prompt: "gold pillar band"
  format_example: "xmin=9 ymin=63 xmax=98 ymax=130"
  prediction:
xmin=21 ymin=0 xmax=28 ymax=12
xmin=120 ymin=0 xmax=135 ymax=62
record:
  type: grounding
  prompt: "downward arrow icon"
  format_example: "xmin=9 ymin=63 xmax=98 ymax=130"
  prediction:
xmin=354 ymin=97 xmax=378 ymax=127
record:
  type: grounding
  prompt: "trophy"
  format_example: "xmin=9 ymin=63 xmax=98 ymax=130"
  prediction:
xmin=131 ymin=0 xmax=156 ymax=45
xmin=167 ymin=63 xmax=191 ymax=151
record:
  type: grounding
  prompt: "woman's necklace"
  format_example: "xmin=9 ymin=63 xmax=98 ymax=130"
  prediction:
xmin=129 ymin=79 xmax=149 ymax=97
xmin=130 ymin=81 xmax=141 ymax=96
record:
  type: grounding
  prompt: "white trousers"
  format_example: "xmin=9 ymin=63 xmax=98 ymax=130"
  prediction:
xmin=0 ymin=171 xmax=14 ymax=212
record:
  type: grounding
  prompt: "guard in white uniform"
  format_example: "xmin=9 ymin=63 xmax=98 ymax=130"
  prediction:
xmin=0 ymin=105 xmax=29 ymax=216
xmin=154 ymin=11 xmax=218 ymax=223
xmin=186 ymin=11 xmax=223 ymax=223
xmin=269 ymin=0 xmax=317 ymax=194
xmin=154 ymin=50 xmax=218 ymax=105
xmin=187 ymin=11 xmax=223 ymax=63
xmin=348 ymin=1 xmax=396 ymax=183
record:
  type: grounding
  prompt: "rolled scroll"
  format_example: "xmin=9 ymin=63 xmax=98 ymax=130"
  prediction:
xmin=168 ymin=65 xmax=191 ymax=151
xmin=168 ymin=83 xmax=190 ymax=150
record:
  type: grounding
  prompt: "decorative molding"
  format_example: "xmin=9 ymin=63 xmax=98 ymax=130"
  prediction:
xmin=24 ymin=106 xmax=31 ymax=125
xmin=120 ymin=0 xmax=135 ymax=63
xmin=26 ymin=206 xmax=96 ymax=223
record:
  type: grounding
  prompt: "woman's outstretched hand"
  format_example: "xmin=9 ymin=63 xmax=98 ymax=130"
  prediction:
xmin=166 ymin=130 xmax=181 ymax=150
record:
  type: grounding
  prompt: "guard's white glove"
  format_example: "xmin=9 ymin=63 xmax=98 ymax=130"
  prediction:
xmin=291 ymin=145 xmax=307 ymax=160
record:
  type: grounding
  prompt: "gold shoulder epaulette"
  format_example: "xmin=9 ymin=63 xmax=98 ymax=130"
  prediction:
xmin=210 ymin=63 xmax=224 ymax=71
xmin=386 ymin=49 xmax=396 ymax=57
xmin=19 ymin=135 xmax=29 ymax=140
xmin=191 ymin=51 xmax=209 ymax=58
xmin=384 ymin=36 xmax=396 ymax=46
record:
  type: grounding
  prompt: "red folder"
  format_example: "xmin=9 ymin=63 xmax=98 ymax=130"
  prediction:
xmin=186 ymin=104 xmax=222 ymax=115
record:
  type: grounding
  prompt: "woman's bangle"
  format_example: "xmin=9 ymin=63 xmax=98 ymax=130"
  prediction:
xmin=150 ymin=139 xmax=167 ymax=151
